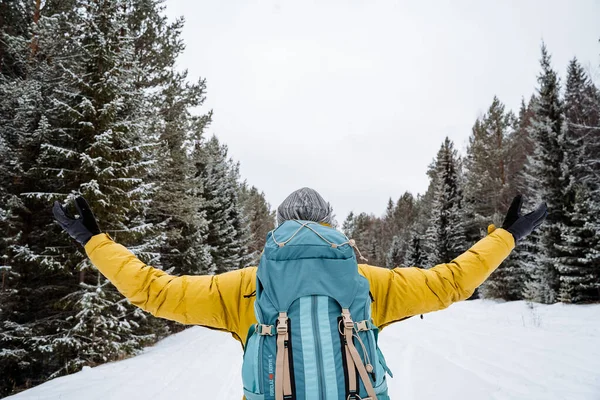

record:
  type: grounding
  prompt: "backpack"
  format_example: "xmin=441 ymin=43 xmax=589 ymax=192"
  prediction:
xmin=241 ymin=220 xmax=393 ymax=400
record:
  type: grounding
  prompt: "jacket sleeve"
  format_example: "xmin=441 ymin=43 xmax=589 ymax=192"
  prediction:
xmin=84 ymin=233 xmax=256 ymax=340
xmin=362 ymin=228 xmax=515 ymax=329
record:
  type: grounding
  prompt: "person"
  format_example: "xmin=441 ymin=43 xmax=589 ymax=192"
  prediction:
xmin=53 ymin=188 xmax=546 ymax=400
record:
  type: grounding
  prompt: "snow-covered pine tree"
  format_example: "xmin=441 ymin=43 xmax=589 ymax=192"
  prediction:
xmin=144 ymin=69 xmax=213 ymax=275
xmin=0 ymin=1 xmax=172 ymax=392
xmin=493 ymin=96 xmax=539 ymax=301
xmin=382 ymin=192 xmax=419 ymax=266
xmin=507 ymin=97 xmax=537 ymax=198
xmin=342 ymin=211 xmax=356 ymax=238
xmin=385 ymin=235 xmax=404 ymax=268
xmin=404 ymin=231 xmax=425 ymax=268
xmin=55 ymin=276 xmax=155 ymax=374
xmin=522 ymin=44 xmax=568 ymax=304
xmin=424 ymin=137 xmax=467 ymax=266
xmin=464 ymin=97 xmax=515 ymax=230
xmin=0 ymin=111 xmax=20 ymax=297
xmin=0 ymin=3 xmax=88 ymax=392
xmin=239 ymin=183 xmax=275 ymax=263
xmin=345 ymin=212 xmax=381 ymax=265
xmin=392 ymin=193 xmax=418 ymax=233
xmin=380 ymin=198 xmax=396 ymax=260
xmin=463 ymin=97 xmax=527 ymax=300
xmin=46 ymin=0 xmax=172 ymax=373
xmin=555 ymin=58 xmax=600 ymax=302
xmin=0 ymin=135 xmax=25 ymax=396
xmin=193 ymin=136 xmax=252 ymax=274
xmin=127 ymin=0 xmax=211 ymax=274
xmin=0 ymin=0 xmax=34 ymax=78
xmin=120 ymin=0 xmax=216 ymax=276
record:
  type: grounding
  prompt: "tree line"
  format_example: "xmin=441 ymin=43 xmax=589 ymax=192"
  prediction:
xmin=0 ymin=0 xmax=274 ymax=396
xmin=343 ymin=43 xmax=599 ymax=305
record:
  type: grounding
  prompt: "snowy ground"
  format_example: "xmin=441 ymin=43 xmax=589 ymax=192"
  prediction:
xmin=7 ymin=300 xmax=600 ymax=400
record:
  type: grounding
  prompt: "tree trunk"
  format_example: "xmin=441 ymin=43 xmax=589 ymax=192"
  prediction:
xmin=30 ymin=0 xmax=42 ymax=57
xmin=498 ymin=130 xmax=505 ymax=186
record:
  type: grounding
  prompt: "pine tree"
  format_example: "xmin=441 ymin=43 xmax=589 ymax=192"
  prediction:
xmin=464 ymin=97 xmax=515 ymax=230
xmin=193 ymin=136 xmax=252 ymax=273
xmin=382 ymin=192 xmax=419 ymax=266
xmin=555 ymin=59 xmax=600 ymax=302
xmin=463 ymin=97 xmax=528 ymax=299
xmin=424 ymin=137 xmax=467 ymax=266
xmin=53 ymin=277 xmax=156 ymax=374
xmin=0 ymin=1 xmax=173 ymax=393
xmin=379 ymin=198 xmax=396 ymax=260
xmin=493 ymin=96 xmax=539 ymax=301
xmin=342 ymin=211 xmax=356 ymax=238
xmin=522 ymin=44 xmax=568 ymax=304
xmin=346 ymin=212 xmax=381 ymax=265
xmin=506 ymin=96 xmax=537 ymax=196
xmin=47 ymin=0 xmax=170 ymax=380
xmin=0 ymin=0 xmax=34 ymax=78
xmin=239 ymin=183 xmax=275 ymax=263
xmin=0 ymin=4 xmax=85 ymax=393
xmin=145 ymin=72 xmax=212 ymax=275
xmin=404 ymin=231 xmax=425 ymax=268
xmin=385 ymin=235 xmax=404 ymax=268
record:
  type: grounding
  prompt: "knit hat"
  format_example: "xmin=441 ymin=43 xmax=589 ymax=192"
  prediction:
xmin=276 ymin=187 xmax=333 ymax=226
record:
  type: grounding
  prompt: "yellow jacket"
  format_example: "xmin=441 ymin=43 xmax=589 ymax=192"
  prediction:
xmin=84 ymin=228 xmax=514 ymax=346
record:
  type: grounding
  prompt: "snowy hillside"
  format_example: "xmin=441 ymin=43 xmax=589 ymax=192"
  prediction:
xmin=7 ymin=300 xmax=600 ymax=400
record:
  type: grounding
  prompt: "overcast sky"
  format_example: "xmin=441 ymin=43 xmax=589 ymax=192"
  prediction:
xmin=164 ymin=0 xmax=600 ymax=222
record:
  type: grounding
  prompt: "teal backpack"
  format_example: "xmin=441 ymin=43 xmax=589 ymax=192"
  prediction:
xmin=242 ymin=220 xmax=392 ymax=400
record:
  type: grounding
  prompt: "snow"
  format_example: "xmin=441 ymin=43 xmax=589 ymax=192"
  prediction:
xmin=7 ymin=300 xmax=600 ymax=400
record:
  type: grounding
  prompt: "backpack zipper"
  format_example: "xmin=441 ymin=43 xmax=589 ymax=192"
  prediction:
xmin=312 ymin=295 xmax=326 ymax=399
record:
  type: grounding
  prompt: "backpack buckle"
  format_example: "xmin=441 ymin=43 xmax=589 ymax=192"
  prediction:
xmin=277 ymin=324 xmax=288 ymax=335
xmin=355 ymin=320 xmax=370 ymax=332
xmin=277 ymin=313 xmax=288 ymax=335
xmin=258 ymin=324 xmax=274 ymax=336
xmin=341 ymin=310 xmax=354 ymax=329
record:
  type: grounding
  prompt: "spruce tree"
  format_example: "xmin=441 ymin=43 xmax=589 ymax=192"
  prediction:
xmin=464 ymin=97 xmax=515 ymax=229
xmin=193 ymin=136 xmax=252 ymax=273
xmin=385 ymin=235 xmax=404 ymax=268
xmin=346 ymin=212 xmax=381 ymax=264
xmin=424 ymin=137 xmax=466 ymax=266
xmin=555 ymin=59 xmax=600 ymax=302
xmin=463 ymin=97 xmax=527 ymax=299
xmin=0 ymin=1 xmax=171 ymax=392
xmin=0 ymin=5 xmax=85 ymax=393
xmin=146 ymin=72 xmax=212 ymax=275
xmin=405 ymin=231 xmax=425 ymax=268
xmin=497 ymin=96 xmax=539 ymax=301
xmin=239 ymin=183 xmax=275 ymax=263
xmin=127 ymin=0 xmax=213 ymax=276
xmin=382 ymin=192 xmax=419 ymax=266
xmin=522 ymin=44 xmax=567 ymax=304
xmin=342 ymin=211 xmax=356 ymax=239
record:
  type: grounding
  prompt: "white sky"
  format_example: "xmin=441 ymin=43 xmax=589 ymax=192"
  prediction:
xmin=164 ymin=0 xmax=600 ymax=222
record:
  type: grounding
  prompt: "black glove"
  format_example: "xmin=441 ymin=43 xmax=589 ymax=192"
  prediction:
xmin=501 ymin=195 xmax=547 ymax=242
xmin=53 ymin=197 xmax=101 ymax=245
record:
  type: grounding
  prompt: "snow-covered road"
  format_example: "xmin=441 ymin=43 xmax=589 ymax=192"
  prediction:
xmin=7 ymin=300 xmax=600 ymax=400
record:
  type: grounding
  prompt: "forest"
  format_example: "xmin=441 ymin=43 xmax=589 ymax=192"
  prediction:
xmin=343 ymin=46 xmax=600 ymax=306
xmin=0 ymin=0 xmax=276 ymax=395
xmin=0 ymin=0 xmax=598 ymax=397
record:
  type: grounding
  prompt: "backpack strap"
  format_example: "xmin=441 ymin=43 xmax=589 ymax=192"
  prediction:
xmin=275 ymin=312 xmax=293 ymax=400
xmin=341 ymin=309 xmax=378 ymax=400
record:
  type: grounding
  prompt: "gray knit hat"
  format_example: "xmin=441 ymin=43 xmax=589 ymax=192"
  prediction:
xmin=277 ymin=187 xmax=333 ymax=226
